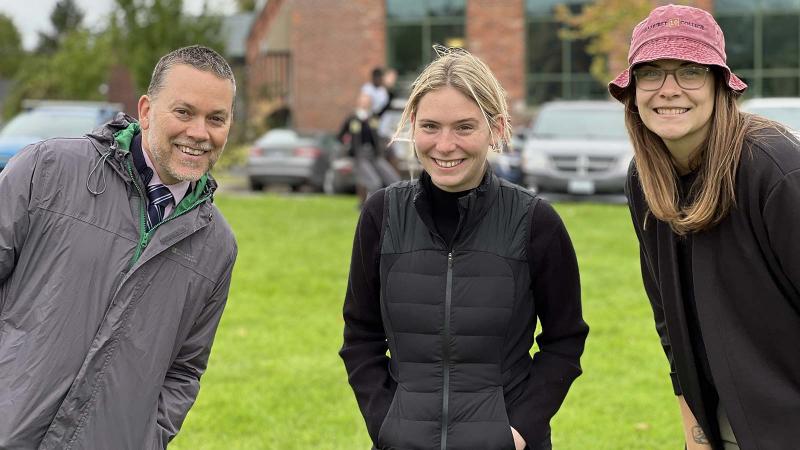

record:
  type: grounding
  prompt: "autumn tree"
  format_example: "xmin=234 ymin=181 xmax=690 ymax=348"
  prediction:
xmin=555 ymin=0 xmax=697 ymax=84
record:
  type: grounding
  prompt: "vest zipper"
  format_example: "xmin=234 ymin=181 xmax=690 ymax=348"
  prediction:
xmin=441 ymin=251 xmax=453 ymax=450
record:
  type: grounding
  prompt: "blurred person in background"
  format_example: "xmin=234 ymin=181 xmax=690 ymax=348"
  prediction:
xmin=610 ymin=5 xmax=800 ymax=449
xmin=338 ymin=92 xmax=399 ymax=205
xmin=376 ymin=67 xmax=399 ymax=118
xmin=340 ymin=47 xmax=588 ymax=450
xmin=361 ymin=66 xmax=391 ymax=117
xmin=0 ymin=45 xmax=237 ymax=448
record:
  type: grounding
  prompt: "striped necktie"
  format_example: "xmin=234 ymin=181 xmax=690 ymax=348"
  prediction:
xmin=146 ymin=184 xmax=174 ymax=230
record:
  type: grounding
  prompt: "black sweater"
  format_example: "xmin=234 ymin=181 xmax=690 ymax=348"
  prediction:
xmin=340 ymin=172 xmax=588 ymax=448
xmin=626 ymin=130 xmax=800 ymax=449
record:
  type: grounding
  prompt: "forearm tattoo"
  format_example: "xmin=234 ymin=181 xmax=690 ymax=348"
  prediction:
xmin=691 ymin=425 xmax=709 ymax=444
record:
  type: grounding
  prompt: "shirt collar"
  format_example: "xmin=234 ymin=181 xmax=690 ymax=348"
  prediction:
xmin=131 ymin=133 xmax=192 ymax=206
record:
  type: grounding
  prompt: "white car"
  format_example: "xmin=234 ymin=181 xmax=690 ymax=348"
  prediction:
xmin=740 ymin=97 xmax=800 ymax=132
xmin=522 ymin=100 xmax=633 ymax=195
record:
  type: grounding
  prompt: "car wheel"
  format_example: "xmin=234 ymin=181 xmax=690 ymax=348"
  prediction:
xmin=323 ymin=168 xmax=337 ymax=195
xmin=249 ymin=178 xmax=264 ymax=191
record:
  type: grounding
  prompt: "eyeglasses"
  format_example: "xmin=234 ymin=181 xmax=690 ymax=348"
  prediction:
xmin=633 ymin=65 xmax=711 ymax=91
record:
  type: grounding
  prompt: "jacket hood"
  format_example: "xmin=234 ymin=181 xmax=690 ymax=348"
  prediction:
xmin=87 ymin=112 xmax=138 ymax=149
xmin=84 ymin=112 xmax=218 ymax=198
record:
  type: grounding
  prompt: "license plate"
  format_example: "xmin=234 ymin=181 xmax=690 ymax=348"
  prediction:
xmin=568 ymin=180 xmax=595 ymax=195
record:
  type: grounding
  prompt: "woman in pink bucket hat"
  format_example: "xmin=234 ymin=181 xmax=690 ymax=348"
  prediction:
xmin=610 ymin=4 xmax=800 ymax=450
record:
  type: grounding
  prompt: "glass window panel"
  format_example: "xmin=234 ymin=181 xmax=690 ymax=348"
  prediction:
xmin=761 ymin=77 xmax=799 ymax=97
xmin=528 ymin=80 xmax=562 ymax=104
xmin=427 ymin=0 xmax=465 ymax=17
xmin=570 ymin=38 xmax=592 ymax=73
xmin=388 ymin=25 xmax=424 ymax=76
xmin=569 ymin=79 xmax=608 ymax=100
xmin=528 ymin=20 xmax=562 ymax=73
xmin=714 ymin=0 xmax=759 ymax=13
xmin=526 ymin=0 xmax=587 ymax=17
xmin=387 ymin=0 xmax=427 ymax=19
xmin=717 ymin=16 xmax=754 ymax=70
xmin=430 ymin=24 xmax=465 ymax=58
xmin=762 ymin=0 xmax=800 ymax=12
xmin=762 ymin=14 xmax=799 ymax=69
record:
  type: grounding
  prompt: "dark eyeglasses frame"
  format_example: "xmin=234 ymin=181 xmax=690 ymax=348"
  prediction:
xmin=633 ymin=66 xmax=711 ymax=91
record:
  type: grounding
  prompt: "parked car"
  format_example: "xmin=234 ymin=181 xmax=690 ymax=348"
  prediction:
xmin=521 ymin=100 xmax=633 ymax=195
xmin=377 ymin=99 xmax=421 ymax=179
xmin=489 ymin=131 xmax=526 ymax=185
xmin=740 ymin=97 xmax=800 ymax=131
xmin=323 ymin=146 xmax=356 ymax=195
xmin=0 ymin=101 xmax=122 ymax=171
xmin=246 ymin=128 xmax=340 ymax=191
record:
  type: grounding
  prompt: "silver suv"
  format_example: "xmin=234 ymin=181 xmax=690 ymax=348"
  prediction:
xmin=522 ymin=100 xmax=633 ymax=195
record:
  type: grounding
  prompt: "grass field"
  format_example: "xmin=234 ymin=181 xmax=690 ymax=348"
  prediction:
xmin=169 ymin=193 xmax=683 ymax=450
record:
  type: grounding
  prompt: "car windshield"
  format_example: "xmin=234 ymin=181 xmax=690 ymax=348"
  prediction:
xmin=0 ymin=111 xmax=98 ymax=139
xmin=746 ymin=107 xmax=800 ymax=130
xmin=532 ymin=107 xmax=628 ymax=139
xmin=255 ymin=129 xmax=304 ymax=145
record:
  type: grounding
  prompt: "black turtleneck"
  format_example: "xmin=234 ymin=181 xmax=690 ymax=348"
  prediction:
xmin=427 ymin=179 xmax=470 ymax=247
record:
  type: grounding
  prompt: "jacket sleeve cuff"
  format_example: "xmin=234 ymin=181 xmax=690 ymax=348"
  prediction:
xmin=507 ymin=380 xmax=570 ymax=449
xmin=364 ymin=388 xmax=395 ymax=444
xmin=670 ymin=371 xmax=682 ymax=395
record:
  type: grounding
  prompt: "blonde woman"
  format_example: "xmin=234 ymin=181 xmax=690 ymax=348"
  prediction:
xmin=610 ymin=5 xmax=800 ymax=450
xmin=340 ymin=48 xmax=588 ymax=450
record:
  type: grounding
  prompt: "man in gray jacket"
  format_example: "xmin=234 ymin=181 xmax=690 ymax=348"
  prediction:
xmin=0 ymin=45 xmax=237 ymax=449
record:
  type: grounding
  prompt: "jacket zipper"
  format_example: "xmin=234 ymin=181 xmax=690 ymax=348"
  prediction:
xmin=441 ymin=251 xmax=453 ymax=450
xmin=125 ymin=160 xmax=148 ymax=267
xmin=125 ymin=159 xmax=212 ymax=268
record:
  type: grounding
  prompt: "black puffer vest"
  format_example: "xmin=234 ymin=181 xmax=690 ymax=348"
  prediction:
xmin=377 ymin=171 xmax=537 ymax=450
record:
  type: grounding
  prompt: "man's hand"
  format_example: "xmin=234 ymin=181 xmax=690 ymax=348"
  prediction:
xmin=511 ymin=426 xmax=526 ymax=450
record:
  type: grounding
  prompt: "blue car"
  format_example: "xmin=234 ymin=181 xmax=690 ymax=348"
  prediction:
xmin=0 ymin=101 xmax=123 ymax=171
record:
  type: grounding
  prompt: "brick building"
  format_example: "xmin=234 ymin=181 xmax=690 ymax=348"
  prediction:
xmin=247 ymin=0 xmax=530 ymax=133
xmin=246 ymin=0 xmax=800 ymax=133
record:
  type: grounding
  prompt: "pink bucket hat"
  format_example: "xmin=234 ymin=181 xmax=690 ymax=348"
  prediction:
xmin=608 ymin=4 xmax=747 ymax=102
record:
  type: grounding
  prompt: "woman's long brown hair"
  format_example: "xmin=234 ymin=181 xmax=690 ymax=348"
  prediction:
xmin=623 ymin=70 xmax=775 ymax=234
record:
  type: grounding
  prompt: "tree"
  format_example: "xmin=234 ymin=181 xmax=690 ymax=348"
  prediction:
xmin=236 ymin=0 xmax=259 ymax=12
xmin=36 ymin=0 xmax=85 ymax=54
xmin=0 ymin=13 xmax=24 ymax=78
xmin=5 ymin=30 xmax=111 ymax=118
xmin=110 ymin=0 xmax=224 ymax=93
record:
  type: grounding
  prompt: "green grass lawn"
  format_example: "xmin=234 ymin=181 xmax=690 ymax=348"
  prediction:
xmin=169 ymin=193 xmax=683 ymax=449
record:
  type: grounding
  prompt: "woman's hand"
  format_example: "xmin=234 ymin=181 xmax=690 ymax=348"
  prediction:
xmin=510 ymin=426 xmax=526 ymax=450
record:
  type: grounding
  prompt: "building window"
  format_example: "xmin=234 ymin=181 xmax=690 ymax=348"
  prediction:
xmin=526 ymin=0 xmax=604 ymax=105
xmin=386 ymin=0 xmax=465 ymax=80
xmin=716 ymin=0 xmax=800 ymax=97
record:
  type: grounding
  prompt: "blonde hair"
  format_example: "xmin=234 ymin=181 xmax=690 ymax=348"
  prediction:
xmin=623 ymin=68 xmax=778 ymax=234
xmin=393 ymin=47 xmax=512 ymax=153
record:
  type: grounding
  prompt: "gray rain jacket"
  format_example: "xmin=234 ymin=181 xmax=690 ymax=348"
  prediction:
xmin=0 ymin=114 xmax=237 ymax=449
